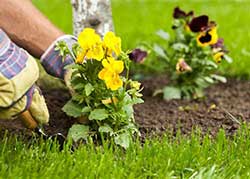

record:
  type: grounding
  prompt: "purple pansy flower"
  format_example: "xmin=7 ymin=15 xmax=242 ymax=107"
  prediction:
xmin=129 ymin=48 xmax=148 ymax=63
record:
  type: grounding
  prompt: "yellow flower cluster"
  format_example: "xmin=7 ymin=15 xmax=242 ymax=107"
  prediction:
xmin=77 ymin=28 xmax=124 ymax=91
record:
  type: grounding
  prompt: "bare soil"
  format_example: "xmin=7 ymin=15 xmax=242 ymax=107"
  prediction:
xmin=1 ymin=76 xmax=250 ymax=140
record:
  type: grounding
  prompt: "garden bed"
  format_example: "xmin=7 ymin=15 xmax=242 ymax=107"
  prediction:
xmin=1 ymin=76 xmax=250 ymax=140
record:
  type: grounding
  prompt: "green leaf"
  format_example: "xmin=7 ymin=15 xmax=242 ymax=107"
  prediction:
xmin=153 ymin=44 xmax=168 ymax=59
xmin=195 ymin=78 xmax=209 ymax=88
xmin=89 ymin=109 xmax=109 ymax=121
xmin=98 ymin=124 xmax=113 ymax=134
xmin=223 ymin=54 xmax=233 ymax=63
xmin=82 ymin=106 xmax=91 ymax=113
xmin=114 ymin=132 xmax=130 ymax=149
xmin=163 ymin=86 xmax=181 ymax=100
xmin=203 ymin=76 xmax=214 ymax=83
xmin=211 ymin=74 xmax=227 ymax=83
xmin=206 ymin=60 xmax=218 ymax=68
xmin=172 ymin=43 xmax=189 ymax=52
xmin=73 ymin=83 xmax=85 ymax=90
xmin=85 ymin=83 xmax=94 ymax=96
xmin=156 ymin=29 xmax=170 ymax=40
xmin=62 ymin=100 xmax=82 ymax=118
xmin=67 ymin=124 xmax=89 ymax=142
xmin=194 ymin=88 xmax=204 ymax=99
xmin=132 ymin=98 xmax=144 ymax=104
xmin=72 ymin=94 xmax=84 ymax=102
xmin=123 ymin=104 xmax=134 ymax=118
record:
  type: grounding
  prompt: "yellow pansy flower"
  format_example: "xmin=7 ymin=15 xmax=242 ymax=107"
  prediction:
xmin=196 ymin=27 xmax=218 ymax=47
xmin=213 ymin=51 xmax=224 ymax=63
xmin=98 ymin=69 xmax=123 ymax=90
xmin=78 ymin=28 xmax=104 ymax=61
xmin=98 ymin=57 xmax=124 ymax=91
xmin=101 ymin=57 xmax=124 ymax=74
xmin=78 ymin=28 xmax=100 ymax=49
xmin=103 ymin=32 xmax=122 ymax=56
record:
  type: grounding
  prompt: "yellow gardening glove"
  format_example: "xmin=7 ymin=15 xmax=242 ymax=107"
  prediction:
xmin=0 ymin=86 xmax=49 ymax=124
xmin=0 ymin=29 xmax=49 ymax=125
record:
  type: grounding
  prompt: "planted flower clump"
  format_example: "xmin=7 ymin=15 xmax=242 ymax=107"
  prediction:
xmin=57 ymin=28 xmax=143 ymax=148
xmin=151 ymin=7 xmax=233 ymax=99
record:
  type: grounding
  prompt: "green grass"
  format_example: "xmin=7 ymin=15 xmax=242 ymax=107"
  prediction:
xmin=32 ymin=0 xmax=250 ymax=78
xmin=2 ymin=127 xmax=250 ymax=178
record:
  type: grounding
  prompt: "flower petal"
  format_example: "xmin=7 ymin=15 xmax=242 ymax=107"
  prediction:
xmin=196 ymin=26 xmax=218 ymax=47
xmin=113 ymin=60 xmax=124 ymax=74
xmin=208 ymin=27 xmax=218 ymax=45
xmin=173 ymin=7 xmax=193 ymax=19
xmin=102 ymin=59 xmax=110 ymax=68
xmin=107 ymin=76 xmax=123 ymax=91
xmin=189 ymin=15 xmax=209 ymax=32
xmin=86 ymin=44 xmax=104 ymax=60
xmin=98 ymin=68 xmax=107 ymax=80
xmin=103 ymin=31 xmax=122 ymax=56
xmin=78 ymin=28 xmax=102 ymax=51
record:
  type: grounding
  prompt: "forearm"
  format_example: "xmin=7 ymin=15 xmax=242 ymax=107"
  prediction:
xmin=0 ymin=0 xmax=64 ymax=58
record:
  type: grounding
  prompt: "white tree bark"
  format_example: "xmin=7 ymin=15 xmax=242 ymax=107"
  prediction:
xmin=71 ymin=0 xmax=114 ymax=37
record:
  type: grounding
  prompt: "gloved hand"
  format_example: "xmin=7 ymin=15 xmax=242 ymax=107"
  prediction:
xmin=40 ymin=35 xmax=77 ymax=90
xmin=0 ymin=29 xmax=49 ymax=125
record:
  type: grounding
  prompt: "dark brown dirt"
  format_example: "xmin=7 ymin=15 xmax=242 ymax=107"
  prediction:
xmin=136 ymin=76 xmax=250 ymax=138
xmin=1 ymin=76 xmax=250 ymax=140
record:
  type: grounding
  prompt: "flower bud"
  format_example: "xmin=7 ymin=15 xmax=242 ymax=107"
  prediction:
xmin=176 ymin=58 xmax=192 ymax=73
xmin=128 ymin=48 xmax=148 ymax=63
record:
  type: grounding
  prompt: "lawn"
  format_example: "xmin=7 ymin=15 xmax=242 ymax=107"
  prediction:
xmin=2 ymin=128 xmax=250 ymax=178
xmin=1 ymin=0 xmax=250 ymax=178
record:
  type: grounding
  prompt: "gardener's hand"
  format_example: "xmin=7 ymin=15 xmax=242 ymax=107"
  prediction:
xmin=0 ymin=29 xmax=49 ymax=125
xmin=40 ymin=35 xmax=77 ymax=90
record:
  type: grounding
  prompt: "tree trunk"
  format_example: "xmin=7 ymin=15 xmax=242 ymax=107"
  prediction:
xmin=71 ymin=0 xmax=114 ymax=37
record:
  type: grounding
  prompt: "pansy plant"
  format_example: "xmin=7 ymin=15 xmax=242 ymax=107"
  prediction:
xmin=152 ymin=7 xmax=232 ymax=99
xmin=56 ymin=28 xmax=143 ymax=148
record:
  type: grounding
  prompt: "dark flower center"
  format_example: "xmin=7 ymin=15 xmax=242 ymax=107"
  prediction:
xmin=199 ymin=31 xmax=212 ymax=43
